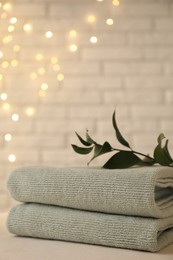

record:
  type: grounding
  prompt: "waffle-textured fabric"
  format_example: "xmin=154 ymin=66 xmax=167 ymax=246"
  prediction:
xmin=7 ymin=203 xmax=173 ymax=252
xmin=7 ymin=166 xmax=173 ymax=218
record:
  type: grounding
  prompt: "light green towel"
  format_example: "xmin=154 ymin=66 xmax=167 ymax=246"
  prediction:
xmin=7 ymin=166 xmax=173 ymax=218
xmin=7 ymin=203 xmax=173 ymax=252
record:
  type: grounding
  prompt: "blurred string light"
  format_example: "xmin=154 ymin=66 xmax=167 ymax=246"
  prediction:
xmin=2 ymin=102 xmax=11 ymax=111
xmin=23 ymin=22 xmax=32 ymax=33
xmin=69 ymin=44 xmax=78 ymax=52
xmin=0 ymin=51 xmax=3 ymax=58
xmin=106 ymin=18 xmax=114 ymax=26
xmin=35 ymin=53 xmax=44 ymax=61
xmin=3 ymin=2 xmax=12 ymax=11
xmin=1 ymin=12 xmax=8 ymax=19
xmin=87 ymin=14 xmax=96 ymax=23
xmin=38 ymin=67 xmax=45 ymax=75
xmin=90 ymin=36 xmax=98 ymax=44
xmin=25 ymin=107 xmax=35 ymax=116
xmin=4 ymin=133 xmax=12 ymax=142
xmin=50 ymin=56 xmax=58 ymax=64
xmin=8 ymin=154 xmax=16 ymax=162
xmin=41 ymin=83 xmax=48 ymax=91
xmin=8 ymin=24 xmax=15 ymax=32
xmin=11 ymin=113 xmax=19 ymax=122
xmin=38 ymin=90 xmax=46 ymax=97
xmin=57 ymin=73 xmax=64 ymax=82
xmin=10 ymin=17 xmax=17 ymax=24
xmin=69 ymin=30 xmax=77 ymax=37
xmin=112 ymin=0 xmax=120 ymax=6
xmin=0 ymin=93 xmax=8 ymax=100
xmin=45 ymin=31 xmax=53 ymax=38
xmin=3 ymin=35 xmax=13 ymax=44
xmin=53 ymin=64 xmax=60 ymax=72
xmin=0 ymin=0 xmax=120 ymax=162
xmin=2 ymin=60 xmax=9 ymax=68
xmin=13 ymin=44 xmax=20 ymax=52
xmin=11 ymin=59 xmax=19 ymax=67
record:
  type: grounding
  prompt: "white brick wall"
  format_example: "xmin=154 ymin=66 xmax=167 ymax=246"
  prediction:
xmin=0 ymin=0 xmax=173 ymax=211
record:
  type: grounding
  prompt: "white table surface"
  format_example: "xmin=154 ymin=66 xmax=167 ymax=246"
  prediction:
xmin=0 ymin=212 xmax=173 ymax=260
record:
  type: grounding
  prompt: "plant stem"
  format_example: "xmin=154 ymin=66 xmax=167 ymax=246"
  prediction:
xmin=132 ymin=150 xmax=155 ymax=161
xmin=111 ymin=147 xmax=155 ymax=162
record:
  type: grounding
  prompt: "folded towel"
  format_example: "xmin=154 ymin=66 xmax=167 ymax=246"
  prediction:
xmin=7 ymin=203 xmax=173 ymax=252
xmin=7 ymin=166 xmax=173 ymax=218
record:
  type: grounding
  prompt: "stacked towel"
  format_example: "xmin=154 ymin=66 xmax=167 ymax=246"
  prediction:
xmin=7 ymin=166 xmax=173 ymax=252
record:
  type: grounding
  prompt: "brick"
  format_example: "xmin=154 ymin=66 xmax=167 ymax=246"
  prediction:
xmin=160 ymin=121 xmax=173 ymax=134
xmin=41 ymin=146 xmax=108 ymax=167
xmin=119 ymin=120 xmax=158 ymax=134
xmin=68 ymin=105 xmax=128 ymax=119
xmin=117 ymin=3 xmax=169 ymax=16
xmin=41 ymin=148 xmax=84 ymax=165
xmin=104 ymin=62 xmax=163 ymax=75
xmin=35 ymin=119 xmax=95 ymax=134
xmin=164 ymin=89 xmax=173 ymax=104
xmin=164 ymin=62 xmax=173 ymax=75
xmin=49 ymin=3 xmax=106 ymax=19
xmin=61 ymin=62 xmax=100 ymax=75
xmin=132 ymin=134 xmax=159 ymax=147
xmin=132 ymin=135 xmax=158 ymax=155
xmin=131 ymin=105 xmax=173 ymax=118
xmin=103 ymin=90 xmax=162 ymax=104
xmin=96 ymin=119 xmax=158 ymax=147
xmin=42 ymin=90 xmax=101 ymax=104
xmin=155 ymin=18 xmax=173 ymax=30
xmin=36 ymin=105 xmax=67 ymax=118
xmin=19 ymin=46 xmax=78 ymax=61
xmin=12 ymin=32 xmax=64 ymax=46
xmin=0 ymin=47 xmax=17 ymax=59
xmin=82 ymin=47 xmax=142 ymax=60
xmin=13 ymin=3 xmax=45 ymax=17
xmin=79 ymin=33 xmax=127 ymax=45
xmin=122 ymin=0 xmax=170 ymax=3
xmin=28 ymin=18 xmax=87 ymax=32
xmin=144 ymin=47 xmax=173 ymax=59
xmin=0 ymin=120 xmax=33 ymax=133
xmin=0 ymin=167 xmax=8 ymax=185
xmin=7 ymin=90 xmax=38 ymax=104
xmin=64 ymin=76 xmax=122 ymax=89
xmin=0 ymin=194 xmax=10 ymax=210
xmin=108 ymin=18 xmax=152 ymax=31
xmin=4 ymin=134 xmax=65 ymax=148
xmin=0 ymin=149 xmax=39 ymax=163
xmin=128 ymin=33 xmax=173 ymax=45
xmin=125 ymin=76 xmax=173 ymax=89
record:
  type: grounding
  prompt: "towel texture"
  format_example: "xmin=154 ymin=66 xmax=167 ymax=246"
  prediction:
xmin=7 ymin=203 xmax=173 ymax=252
xmin=7 ymin=166 xmax=173 ymax=218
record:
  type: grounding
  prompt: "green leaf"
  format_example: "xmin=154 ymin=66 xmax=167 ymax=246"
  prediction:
xmin=157 ymin=133 xmax=166 ymax=143
xmin=88 ymin=141 xmax=112 ymax=165
xmin=154 ymin=134 xmax=173 ymax=166
xmin=71 ymin=145 xmax=93 ymax=154
xmin=112 ymin=111 xmax=131 ymax=149
xmin=94 ymin=144 xmax=102 ymax=155
xmin=75 ymin=132 xmax=91 ymax=147
xmin=86 ymin=130 xmax=97 ymax=145
xmin=164 ymin=139 xmax=173 ymax=162
xmin=153 ymin=142 xmax=172 ymax=166
xmin=103 ymin=151 xmax=141 ymax=169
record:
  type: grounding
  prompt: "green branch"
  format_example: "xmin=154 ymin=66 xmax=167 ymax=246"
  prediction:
xmin=71 ymin=110 xmax=173 ymax=169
